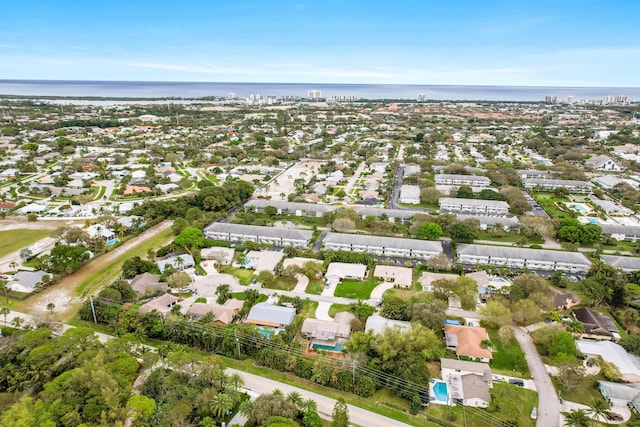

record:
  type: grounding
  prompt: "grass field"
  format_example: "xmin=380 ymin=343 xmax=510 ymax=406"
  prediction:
xmin=488 ymin=329 xmax=531 ymax=378
xmin=334 ymin=279 xmax=379 ymax=299
xmin=305 ymin=278 xmax=324 ymax=294
xmin=0 ymin=229 xmax=51 ymax=260
xmin=221 ymin=266 xmax=255 ymax=286
xmin=328 ymin=303 xmax=352 ymax=317
xmin=264 ymin=275 xmax=297 ymax=291
xmin=298 ymin=300 xmax=318 ymax=319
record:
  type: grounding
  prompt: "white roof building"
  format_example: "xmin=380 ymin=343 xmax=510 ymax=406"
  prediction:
xmin=399 ymin=185 xmax=421 ymax=204
xmin=577 ymin=341 xmax=640 ymax=383
xmin=365 ymin=313 xmax=411 ymax=334
xmin=323 ymin=232 xmax=443 ymax=260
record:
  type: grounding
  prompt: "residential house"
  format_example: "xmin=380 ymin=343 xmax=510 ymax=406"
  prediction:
xmin=204 ymin=223 xmax=313 ymax=248
xmin=419 ymin=272 xmax=459 ymax=291
xmin=0 ymin=201 xmax=16 ymax=212
xmin=577 ymin=341 xmax=640 ymax=383
xmin=301 ymin=311 xmax=356 ymax=348
xmin=187 ymin=299 xmax=244 ymax=324
xmin=365 ymin=313 xmax=411 ymax=334
xmin=586 ymin=155 xmax=623 ymax=172
xmin=124 ymin=185 xmax=152 ymax=195
xmin=439 ymin=198 xmax=510 ymax=215
xmin=443 ymin=324 xmax=492 ymax=362
xmin=200 ymin=247 xmax=235 ymax=265
xmin=441 ymin=358 xmax=493 ymax=408
xmin=572 ymin=307 xmax=620 ymax=341
xmin=156 ymin=254 xmax=196 ymax=273
xmin=245 ymin=250 xmax=284 ymax=273
xmin=399 ymin=185 xmax=421 ymax=204
xmin=373 ymin=265 xmax=413 ymax=288
xmin=552 ymin=290 xmax=580 ymax=310
xmin=592 ymin=175 xmax=626 ymax=190
xmin=323 ymin=232 xmax=443 ymax=260
xmin=86 ymin=224 xmax=117 ymax=242
xmin=590 ymin=197 xmax=634 ymax=216
xmin=130 ymin=273 xmax=166 ymax=297
xmin=138 ymin=293 xmax=179 ymax=315
xmin=325 ymin=262 xmax=367 ymax=286
xmin=456 ymin=244 xmax=592 ymax=273
xmin=245 ymin=302 xmax=296 ymax=330
xmin=6 ymin=270 xmax=48 ymax=293
xmin=0 ymin=168 xmax=18 ymax=181
xmin=598 ymin=381 xmax=640 ymax=410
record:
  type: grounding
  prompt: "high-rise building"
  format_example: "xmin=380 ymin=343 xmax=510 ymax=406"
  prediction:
xmin=615 ymin=95 xmax=628 ymax=104
xmin=227 ymin=92 xmax=236 ymax=99
xmin=307 ymin=90 xmax=322 ymax=100
xmin=566 ymin=96 xmax=575 ymax=104
xmin=603 ymin=96 xmax=613 ymax=104
xmin=545 ymin=96 xmax=557 ymax=103
xmin=417 ymin=93 xmax=426 ymax=101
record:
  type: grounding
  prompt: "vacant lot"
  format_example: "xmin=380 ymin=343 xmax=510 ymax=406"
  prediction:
xmin=334 ymin=279 xmax=379 ymax=299
xmin=17 ymin=221 xmax=174 ymax=321
xmin=0 ymin=229 xmax=51 ymax=259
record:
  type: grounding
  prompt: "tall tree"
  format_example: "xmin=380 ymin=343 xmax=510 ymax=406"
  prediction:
xmin=331 ymin=398 xmax=349 ymax=427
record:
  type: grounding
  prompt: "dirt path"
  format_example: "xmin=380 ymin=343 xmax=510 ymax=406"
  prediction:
xmin=24 ymin=221 xmax=173 ymax=321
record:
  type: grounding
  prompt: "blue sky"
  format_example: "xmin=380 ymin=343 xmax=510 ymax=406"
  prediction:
xmin=1 ymin=0 xmax=639 ymax=86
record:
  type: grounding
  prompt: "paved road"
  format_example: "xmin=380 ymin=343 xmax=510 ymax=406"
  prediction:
xmin=514 ymin=326 xmax=561 ymax=427
xmin=227 ymin=368 xmax=412 ymax=427
xmin=388 ymin=166 xmax=404 ymax=209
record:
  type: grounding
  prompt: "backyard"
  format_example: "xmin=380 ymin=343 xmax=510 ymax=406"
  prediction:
xmin=334 ymin=279 xmax=379 ymax=299
xmin=488 ymin=329 xmax=530 ymax=378
xmin=220 ymin=266 xmax=255 ymax=286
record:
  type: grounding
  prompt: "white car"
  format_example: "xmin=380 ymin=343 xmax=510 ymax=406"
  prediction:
xmin=530 ymin=407 xmax=537 ymax=420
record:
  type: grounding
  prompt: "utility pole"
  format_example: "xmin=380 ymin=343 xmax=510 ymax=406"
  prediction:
xmin=89 ymin=295 xmax=97 ymax=324
xmin=234 ymin=329 xmax=241 ymax=358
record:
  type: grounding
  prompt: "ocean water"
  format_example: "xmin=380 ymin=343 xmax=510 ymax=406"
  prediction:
xmin=0 ymin=79 xmax=639 ymax=102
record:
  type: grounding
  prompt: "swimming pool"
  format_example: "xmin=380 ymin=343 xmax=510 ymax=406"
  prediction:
xmin=258 ymin=327 xmax=274 ymax=338
xmin=106 ymin=238 xmax=119 ymax=246
xmin=311 ymin=343 xmax=345 ymax=353
xmin=572 ymin=204 xmax=586 ymax=212
xmin=587 ymin=218 xmax=601 ymax=225
xmin=242 ymin=259 xmax=251 ymax=267
xmin=496 ymin=278 xmax=508 ymax=283
xmin=432 ymin=381 xmax=448 ymax=402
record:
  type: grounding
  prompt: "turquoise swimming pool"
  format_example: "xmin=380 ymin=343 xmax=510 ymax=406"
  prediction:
xmin=432 ymin=380 xmax=448 ymax=402
xmin=312 ymin=343 xmax=344 ymax=352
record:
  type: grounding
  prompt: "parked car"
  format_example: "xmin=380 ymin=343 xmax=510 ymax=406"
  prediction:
xmin=530 ymin=407 xmax=537 ymax=420
xmin=508 ymin=379 xmax=524 ymax=387
xmin=492 ymin=375 xmax=505 ymax=382
xmin=606 ymin=413 xmax=624 ymax=421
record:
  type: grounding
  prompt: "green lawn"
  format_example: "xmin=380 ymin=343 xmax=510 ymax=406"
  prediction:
xmin=0 ymin=229 xmax=51 ymax=260
xmin=334 ymin=279 xmax=379 ymax=299
xmin=93 ymin=186 xmax=106 ymax=200
xmin=552 ymin=372 xmax=604 ymax=405
xmin=220 ymin=266 xmax=255 ymax=285
xmin=488 ymin=329 xmax=531 ymax=378
xmin=306 ymin=278 xmax=324 ymax=294
xmin=298 ymin=300 xmax=318 ymax=318
xmin=328 ymin=303 xmax=352 ymax=317
xmin=263 ymin=275 xmax=297 ymax=291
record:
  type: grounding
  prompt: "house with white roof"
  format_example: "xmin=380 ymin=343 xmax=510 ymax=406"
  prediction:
xmin=139 ymin=293 xmax=179 ymax=315
xmin=245 ymin=302 xmax=296 ymax=330
xmin=365 ymin=313 xmax=411 ymax=334
xmin=586 ymin=155 xmax=623 ymax=172
xmin=6 ymin=270 xmax=48 ymax=293
xmin=373 ymin=265 xmax=413 ymax=288
xmin=399 ymin=184 xmax=421 ymax=205
xmin=156 ymin=254 xmax=196 ymax=273
xmin=325 ymin=262 xmax=367 ymax=286
xmin=577 ymin=340 xmax=640 ymax=383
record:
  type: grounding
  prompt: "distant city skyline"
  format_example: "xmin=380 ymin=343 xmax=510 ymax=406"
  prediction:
xmin=1 ymin=0 xmax=639 ymax=87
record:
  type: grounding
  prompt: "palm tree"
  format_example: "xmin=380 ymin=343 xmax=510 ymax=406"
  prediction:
xmin=228 ymin=373 xmax=244 ymax=392
xmin=238 ymin=399 xmax=255 ymax=423
xmin=11 ymin=316 xmax=23 ymax=329
xmin=175 ymin=255 xmax=185 ymax=270
xmin=210 ymin=393 xmax=233 ymax=419
xmin=300 ymin=398 xmax=318 ymax=414
xmin=46 ymin=302 xmax=55 ymax=315
xmin=272 ymin=388 xmax=284 ymax=398
xmin=565 ymin=409 xmax=591 ymax=427
xmin=586 ymin=398 xmax=612 ymax=422
xmin=0 ymin=307 xmax=10 ymax=324
xmin=286 ymin=391 xmax=303 ymax=410
xmin=9 ymin=261 xmax=17 ymax=272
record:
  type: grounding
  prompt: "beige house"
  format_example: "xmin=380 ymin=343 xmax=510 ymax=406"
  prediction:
xmin=187 ymin=299 xmax=244 ymax=324
xmin=373 ymin=265 xmax=413 ymax=288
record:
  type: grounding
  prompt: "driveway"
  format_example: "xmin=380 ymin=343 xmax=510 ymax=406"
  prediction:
xmin=292 ymin=274 xmax=309 ymax=293
xmin=369 ymin=282 xmax=394 ymax=301
xmin=514 ymin=326 xmax=561 ymax=427
xmin=315 ymin=302 xmax=332 ymax=321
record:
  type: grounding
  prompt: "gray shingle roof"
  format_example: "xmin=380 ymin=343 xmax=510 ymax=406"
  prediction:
xmin=245 ymin=199 xmax=337 ymax=213
xmin=204 ymin=223 xmax=313 ymax=241
xmin=456 ymin=244 xmax=591 ymax=265
xmin=246 ymin=302 xmax=296 ymax=327
xmin=439 ymin=197 xmax=510 ymax=209
xmin=324 ymin=232 xmax=443 ymax=252
xmin=601 ymin=255 xmax=640 ymax=271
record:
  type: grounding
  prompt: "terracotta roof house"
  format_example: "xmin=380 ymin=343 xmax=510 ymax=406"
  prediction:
xmin=443 ymin=324 xmax=492 ymax=361
xmin=0 ymin=201 xmax=16 ymax=212
xmin=572 ymin=307 xmax=620 ymax=340
xmin=139 ymin=293 xmax=179 ymax=315
xmin=123 ymin=185 xmax=152 ymax=195
xmin=130 ymin=273 xmax=166 ymax=297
